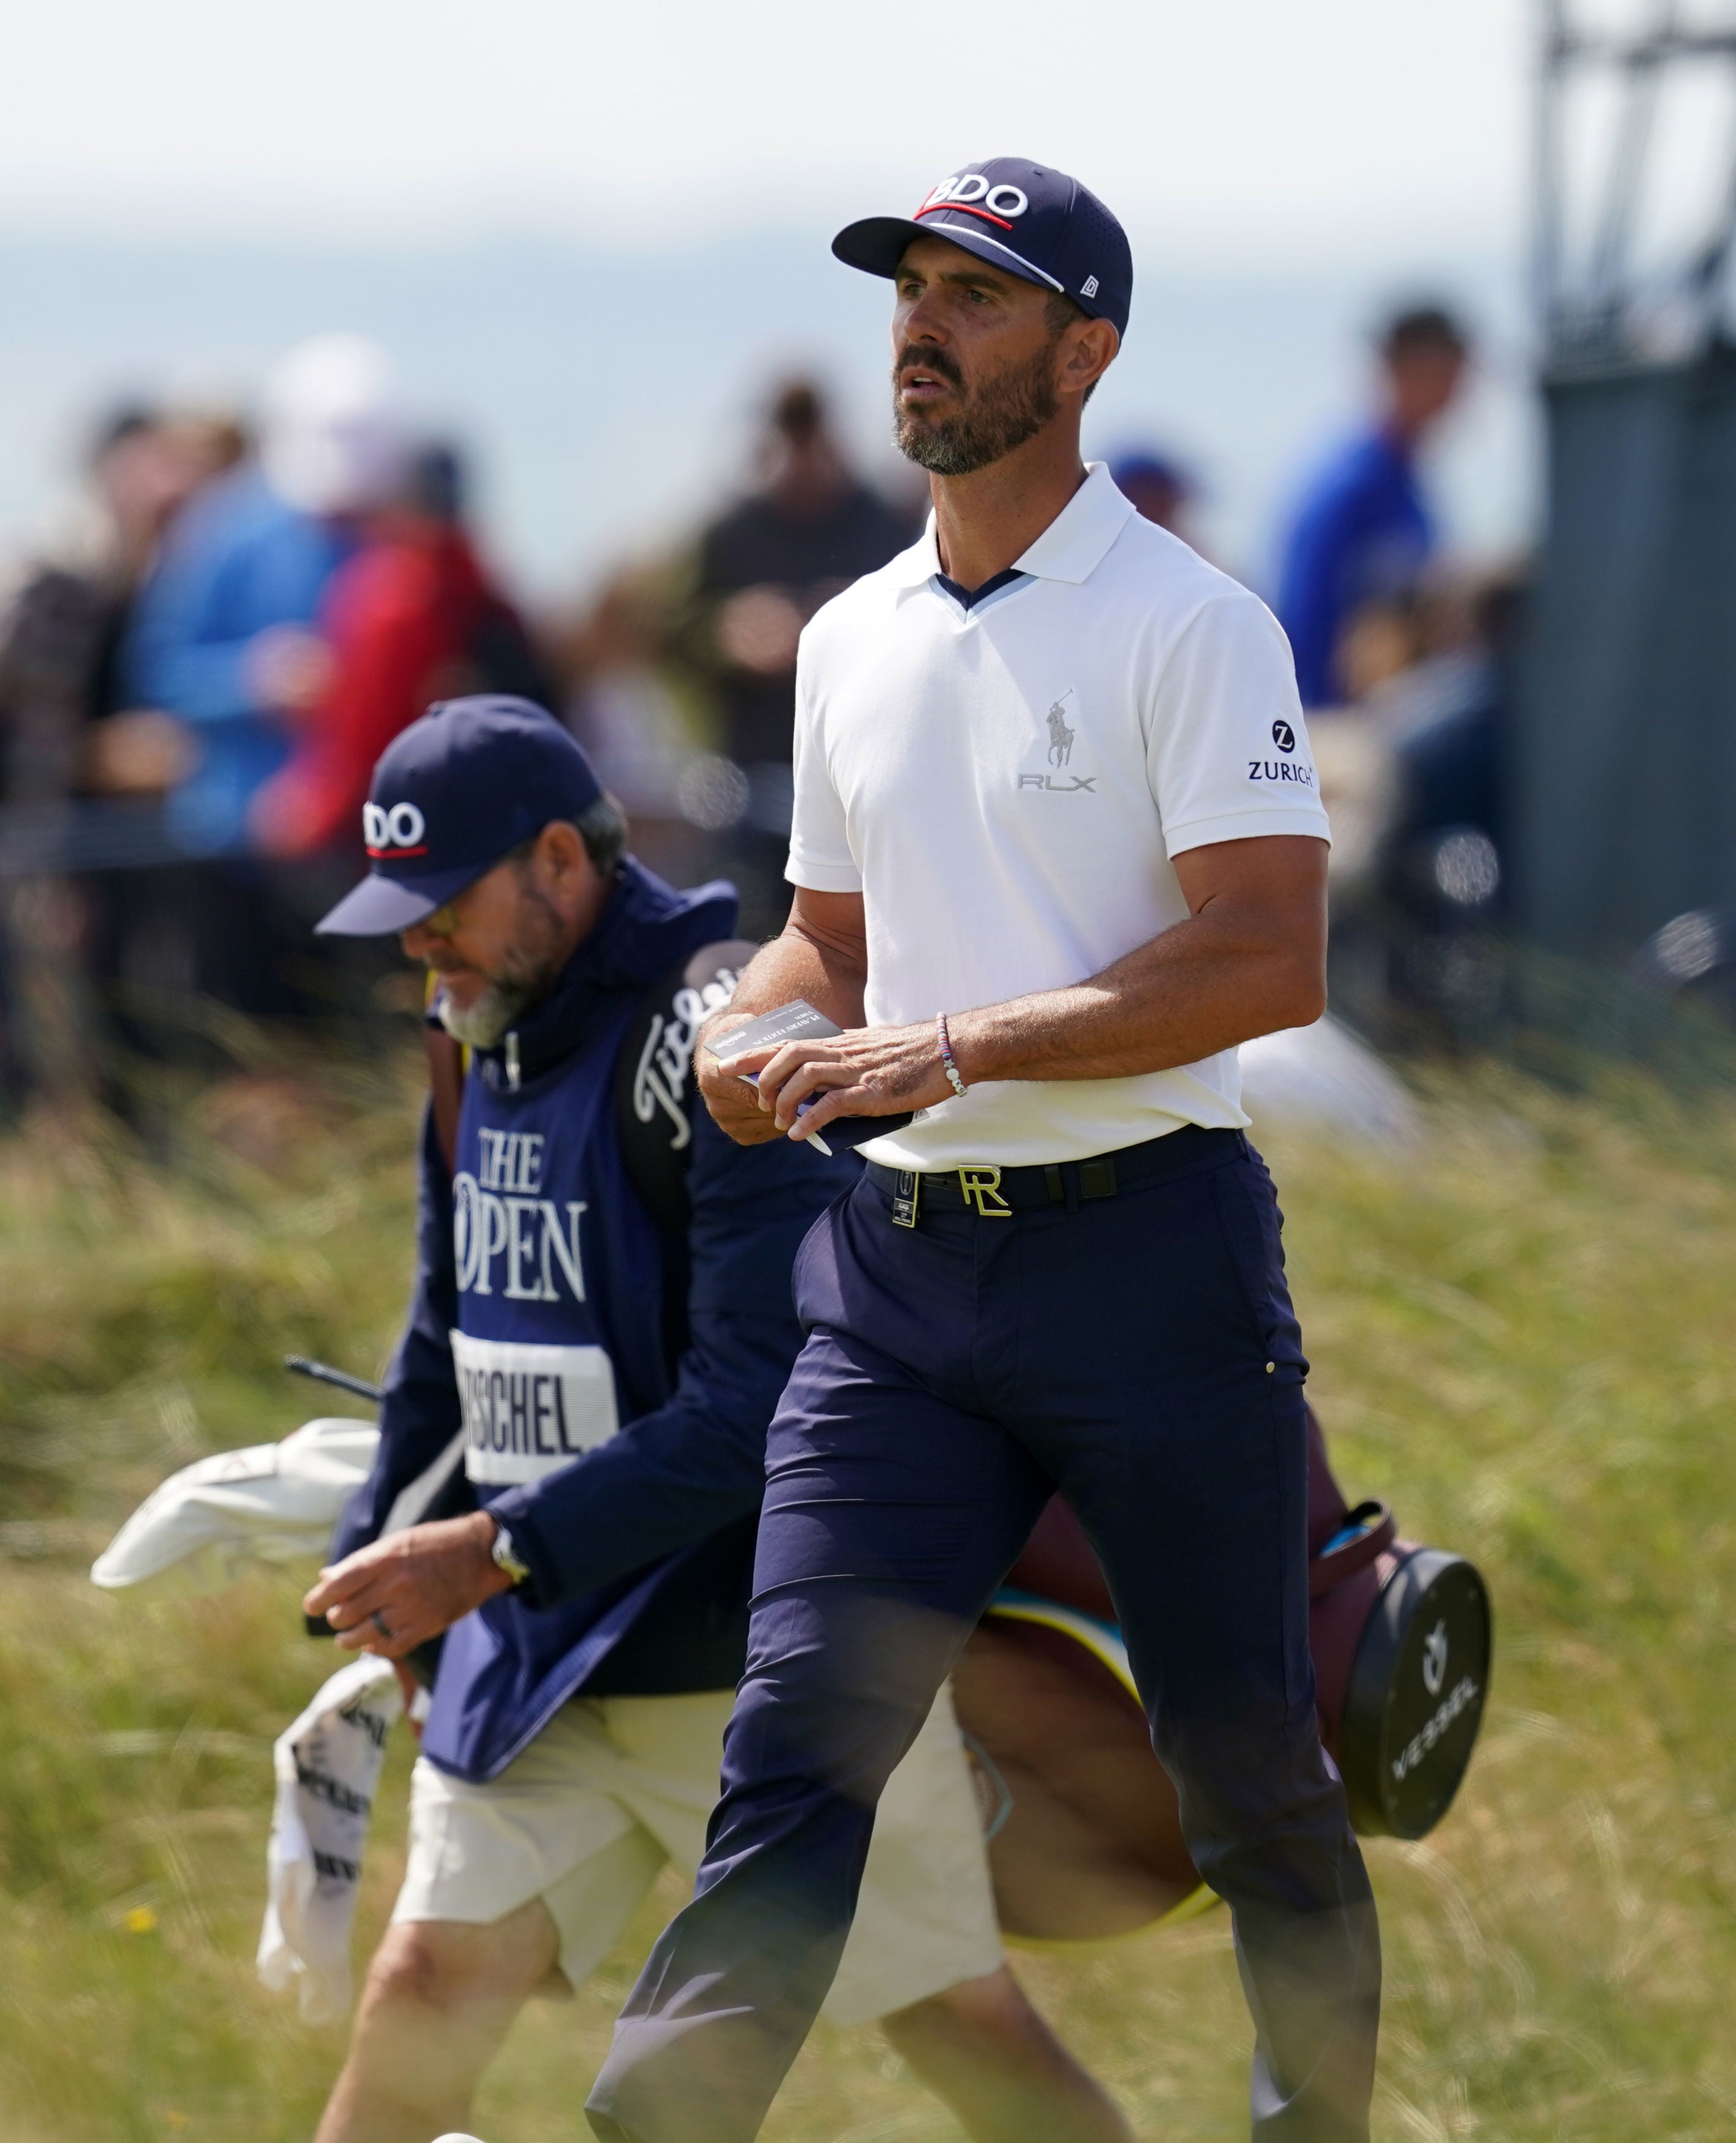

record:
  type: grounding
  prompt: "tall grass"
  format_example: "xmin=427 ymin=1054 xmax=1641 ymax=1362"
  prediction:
xmin=1 ymin=1054 xmax=1732 ymax=2140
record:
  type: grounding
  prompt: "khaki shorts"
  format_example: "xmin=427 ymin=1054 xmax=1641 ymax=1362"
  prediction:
xmin=392 ymin=1681 xmax=1004 ymax=2027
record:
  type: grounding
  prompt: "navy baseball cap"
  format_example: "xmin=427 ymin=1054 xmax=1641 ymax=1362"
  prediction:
xmin=315 ymin=695 xmax=603 ymax=937
xmin=833 ymin=158 xmax=1132 ymax=341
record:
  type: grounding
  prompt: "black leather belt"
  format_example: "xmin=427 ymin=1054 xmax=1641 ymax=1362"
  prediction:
xmin=864 ymin=1124 xmax=1244 ymax=1227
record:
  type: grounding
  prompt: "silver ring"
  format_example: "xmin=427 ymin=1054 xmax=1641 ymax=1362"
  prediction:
xmin=370 ymin=1610 xmax=393 ymax=1640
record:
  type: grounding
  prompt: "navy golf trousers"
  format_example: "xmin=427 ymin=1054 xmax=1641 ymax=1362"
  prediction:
xmin=588 ymin=1130 xmax=1380 ymax=2142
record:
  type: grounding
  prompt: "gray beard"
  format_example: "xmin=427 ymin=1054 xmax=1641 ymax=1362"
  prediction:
xmin=436 ymin=980 xmax=534 ymax=1051
xmin=427 ymin=880 xmax=569 ymax=1051
xmin=894 ymin=337 xmax=1062 ymax=476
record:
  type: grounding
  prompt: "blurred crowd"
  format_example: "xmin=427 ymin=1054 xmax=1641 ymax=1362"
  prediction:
xmin=0 ymin=298 xmax=1514 ymax=1110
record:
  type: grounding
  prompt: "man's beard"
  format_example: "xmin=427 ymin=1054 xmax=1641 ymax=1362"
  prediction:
xmin=432 ymin=890 xmax=566 ymax=1049
xmin=893 ymin=331 xmax=1062 ymax=476
xmin=436 ymin=974 xmax=542 ymax=1050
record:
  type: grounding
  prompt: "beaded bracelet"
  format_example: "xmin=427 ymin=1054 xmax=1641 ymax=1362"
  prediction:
xmin=936 ymin=1013 xmax=968 ymax=1099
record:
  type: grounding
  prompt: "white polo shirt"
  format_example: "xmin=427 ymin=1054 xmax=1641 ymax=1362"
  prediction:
xmin=786 ymin=462 xmax=1330 ymax=1170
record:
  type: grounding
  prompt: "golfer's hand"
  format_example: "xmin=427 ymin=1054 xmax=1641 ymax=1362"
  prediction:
xmin=303 ymin=1511 xmax=513 ymax=1658
xmin=694 ymin=1013 xmax=786 ymax=1145
xmin=754 ymin=1021 xmax=953 ymax=1139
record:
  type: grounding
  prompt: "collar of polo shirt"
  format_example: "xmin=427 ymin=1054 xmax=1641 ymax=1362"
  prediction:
xmin=890 ymin=461 xmax=1138 ymax=596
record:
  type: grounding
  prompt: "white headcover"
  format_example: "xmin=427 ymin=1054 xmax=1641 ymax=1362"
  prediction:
xmin=89 ymin=1416 xmax=380 ymax=1593
xmin=260 ymin=332 xmax=405 ymax=516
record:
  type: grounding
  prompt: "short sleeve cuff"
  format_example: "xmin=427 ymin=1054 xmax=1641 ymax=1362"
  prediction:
xmin=1162 ymin=806 xmax=1332 ymax=860
xmin=785 ymin=850 xmax=863 ymax=893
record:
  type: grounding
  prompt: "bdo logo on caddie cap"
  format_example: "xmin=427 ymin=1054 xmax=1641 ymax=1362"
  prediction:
xmin=363 ymin=800 xmax=427 ymax=856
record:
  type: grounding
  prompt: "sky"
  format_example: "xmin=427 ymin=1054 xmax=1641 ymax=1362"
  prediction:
xmin=1 ymin=0 xmax=1534 ymax=253
xmin=0 ymin=0 xmax=1597 ymax=591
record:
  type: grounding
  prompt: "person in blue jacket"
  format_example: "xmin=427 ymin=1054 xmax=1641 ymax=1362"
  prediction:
xmin=1274 ymin=305 xmax=1471 ymax=709
xmin=303 ymin=697 xmax=1132 ymax=2143
xmin=118 ymin=335 xmax=406 ymax=1021
xmin=122 ymin=334 xmax=404 ymax=859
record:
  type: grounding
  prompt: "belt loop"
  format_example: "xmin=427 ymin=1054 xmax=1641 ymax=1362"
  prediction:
xmin=1043 ymin=1165 xmax=1064 ymax=1206
xmin=1080 ymin=1157 xmax=1118 ymax=1201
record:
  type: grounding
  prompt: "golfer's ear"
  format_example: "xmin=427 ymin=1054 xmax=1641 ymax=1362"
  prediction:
xmin=1065 ymin=318 xmax=1118 ymax=397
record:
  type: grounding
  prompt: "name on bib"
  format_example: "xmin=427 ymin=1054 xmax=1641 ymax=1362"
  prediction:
xmin=448 ymin=1332 xmax=620 ymax=1485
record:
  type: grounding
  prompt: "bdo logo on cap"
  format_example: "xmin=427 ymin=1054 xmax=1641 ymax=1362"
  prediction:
xmin=363 ymin=800 xmax=427 ymax=855
xmin=917 ymin=172 xmax=1031 ymax=225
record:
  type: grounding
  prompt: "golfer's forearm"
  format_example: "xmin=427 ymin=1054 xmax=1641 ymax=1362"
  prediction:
xmin=703 ymin=915 xmax=868 ymax=1040
xmin=947 ymin=915 xmax=1325 ymax=1086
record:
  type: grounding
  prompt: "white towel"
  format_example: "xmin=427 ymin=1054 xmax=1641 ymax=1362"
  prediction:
xmin=257 ymin=1654 xmax=406 ymax=2023
xmin=92 ymin=1414 xmax=457 ymax=2021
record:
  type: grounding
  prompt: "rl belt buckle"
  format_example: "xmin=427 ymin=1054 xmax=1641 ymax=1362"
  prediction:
xmin=892 ymin=1169 xmax=921 ymax=1228
xmin=957 ymin=1165 xmax=1013 ymax=1219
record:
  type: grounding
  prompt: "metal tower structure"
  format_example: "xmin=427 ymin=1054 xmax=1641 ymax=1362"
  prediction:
xmin=1516 ymin=3 xmax=1736 ymax=960
xmin=1537 ymin=1 xmax=1736 ymax=364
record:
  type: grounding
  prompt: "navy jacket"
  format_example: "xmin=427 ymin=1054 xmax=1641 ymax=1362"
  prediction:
xmin=334 ymin=859 xmax=854 ymax=1781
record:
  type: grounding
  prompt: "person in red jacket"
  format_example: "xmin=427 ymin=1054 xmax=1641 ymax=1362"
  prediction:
xmin=252 ymin=443 xmax=550 ymax=861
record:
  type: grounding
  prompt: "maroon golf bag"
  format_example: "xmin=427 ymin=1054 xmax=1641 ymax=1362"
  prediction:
xmin=952 ymin=1408 xmax=1492 ymax=1943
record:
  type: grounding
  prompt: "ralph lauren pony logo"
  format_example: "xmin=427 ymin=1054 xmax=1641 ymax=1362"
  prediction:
xmin=1017 ymin=688 xmax=1095 ymax=793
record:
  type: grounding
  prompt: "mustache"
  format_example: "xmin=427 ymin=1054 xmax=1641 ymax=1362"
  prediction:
xmin=893 ymin=343 xmax=965 ymax=390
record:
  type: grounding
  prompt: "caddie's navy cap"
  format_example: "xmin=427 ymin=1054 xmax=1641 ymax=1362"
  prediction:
xmin=314 ymin=694 xmax=603 ymax=937
xmin=833 ymin=158 xmax=1132 ymax=342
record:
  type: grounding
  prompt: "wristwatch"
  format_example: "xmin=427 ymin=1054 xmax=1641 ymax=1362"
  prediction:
xmin=489 ymin=1522 xmax=533 ymax=1589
